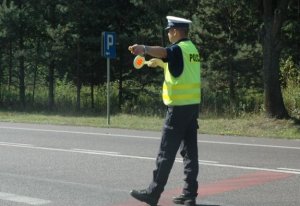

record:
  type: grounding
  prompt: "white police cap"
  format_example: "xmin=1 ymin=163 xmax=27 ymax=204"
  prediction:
xmin=165 ymin=16 xmax=192 ymax=30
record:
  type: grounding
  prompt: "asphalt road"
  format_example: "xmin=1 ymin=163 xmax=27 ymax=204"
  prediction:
xmin=0 ymin=122 xmax=299 ymax=206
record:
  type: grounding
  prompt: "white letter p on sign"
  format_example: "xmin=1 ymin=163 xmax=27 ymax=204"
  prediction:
xmin=107 ymin=34 xmax=114 ymax=50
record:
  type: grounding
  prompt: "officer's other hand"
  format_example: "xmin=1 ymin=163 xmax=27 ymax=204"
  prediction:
xmin=148 ymin=58 xmax=164 ymax=69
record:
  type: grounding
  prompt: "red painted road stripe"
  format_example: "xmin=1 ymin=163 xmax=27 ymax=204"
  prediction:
xmin=198 ymin=171 xmax=293 ymax=197
xmin=113 ymin=171 xmax=293 ymax=206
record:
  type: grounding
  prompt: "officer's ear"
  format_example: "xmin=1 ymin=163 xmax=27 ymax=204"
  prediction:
xmin=173 ymin=29 xmax=178 ymax=36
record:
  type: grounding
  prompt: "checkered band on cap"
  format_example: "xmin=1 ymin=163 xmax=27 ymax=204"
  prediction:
xmin=165 ymin=16 xmax=192 ymax=30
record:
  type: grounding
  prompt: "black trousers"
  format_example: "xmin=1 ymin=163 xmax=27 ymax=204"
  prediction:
xmin=147 ymin=104 xmax=199 ymax=199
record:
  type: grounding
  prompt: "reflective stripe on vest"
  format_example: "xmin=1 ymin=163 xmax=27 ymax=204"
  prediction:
xmin=162 ymin=41 xmax=201 ymax=106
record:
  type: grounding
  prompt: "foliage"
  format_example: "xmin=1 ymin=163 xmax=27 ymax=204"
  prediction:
xmin=280 ymin=57 xmax=300 ymax=119
xmin=0 ymin=0 xmax=299 ymax=119
xmin=191 ymin=0 xmax=263 ymax=115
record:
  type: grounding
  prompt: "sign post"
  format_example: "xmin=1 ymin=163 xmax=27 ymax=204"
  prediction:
xmin=102 ymin=32 xmax=116 ymax=125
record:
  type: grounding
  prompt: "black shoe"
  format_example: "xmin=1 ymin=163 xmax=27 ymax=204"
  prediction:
xmin=130 ymin=189 xmax=158 ymax=206
xmin=173 ymin=194 xmax=196 ymax=206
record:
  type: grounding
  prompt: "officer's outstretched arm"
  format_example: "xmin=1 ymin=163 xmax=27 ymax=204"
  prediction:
xmin=128 ymin=44 xmax=167 ymax=59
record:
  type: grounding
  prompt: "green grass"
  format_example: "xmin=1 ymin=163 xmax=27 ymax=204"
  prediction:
xmin=200 ymin=114 xmax=300 ymax=139
xmin=0 ymin=111 xmax=299 ymax=139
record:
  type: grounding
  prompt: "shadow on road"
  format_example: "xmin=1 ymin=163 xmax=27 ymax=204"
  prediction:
xmin=157 ymin=204 xmax=221 ymax=206
xmin=197 ymin=205 xmax=220 ymax=206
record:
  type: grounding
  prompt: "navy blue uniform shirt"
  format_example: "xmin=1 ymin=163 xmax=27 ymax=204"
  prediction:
xmin=164 ymin=38 xmax=189 ymax=77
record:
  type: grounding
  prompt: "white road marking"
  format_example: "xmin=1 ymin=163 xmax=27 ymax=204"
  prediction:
xmin=174 ymin=158 xmax=218 ymax=164
xmin=0 ymin=141 xmax=33 ymax=147
xmin=277 ymin=168 xmax=300 ymax=172
xmin=197 ymin=140 xmax=300 ymax=150
xmin=0 ymin=142 xmax=299 ymax=175
xmin=0 ymin=126 xmax=158 ymax=139
xmin=0 ymin=192 xmax=51 ymax=205
xmin=0 ymin=172 xmax=127 ymax=192
xmin=201 ymin=162 xmax=300 ymax=175
xmin=1 ymin=125 xmax=300 ymax=150
xmin=72 ymin=148 xmax=119 ymax=155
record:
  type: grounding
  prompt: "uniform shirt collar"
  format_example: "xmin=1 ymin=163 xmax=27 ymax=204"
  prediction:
xmin=173 ymin=38 xmax=189 ymax=45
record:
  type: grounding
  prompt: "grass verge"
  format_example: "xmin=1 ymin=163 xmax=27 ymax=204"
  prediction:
xmin=0 ymin=111 xmax=299 ymax=139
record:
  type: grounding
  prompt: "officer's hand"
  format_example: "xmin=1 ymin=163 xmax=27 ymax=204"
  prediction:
xmin=147 ymin=58 xmax=164 ymax=69
xmin=128 ymin=44 xmax=144 ymax=55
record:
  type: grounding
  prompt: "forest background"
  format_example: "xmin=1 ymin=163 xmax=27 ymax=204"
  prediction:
xmin=0 ymin=0 xmax=299 ymax=127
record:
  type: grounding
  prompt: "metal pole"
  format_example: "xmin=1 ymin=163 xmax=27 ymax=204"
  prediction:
xmin=107 ymin=58 xmax=110 ymax=125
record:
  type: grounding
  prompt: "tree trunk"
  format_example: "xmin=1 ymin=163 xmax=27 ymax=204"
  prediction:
xmin=8 ymin=39 xmax=12 ymax=91
xmin=16 ymin=0 xmax=26 ymax=109
xmin=32 ymin=64 xmax=37 ymax=104
xmin=0 ymin=53 xmax=2 ymax=101
xmin=90 ymin=83 xmax=94 ymax=109
xmin=76 ymin=82 xmax=81 ymax=111
xmin=48 ymin=2 xmax=56 ymax=111
xmin=76 ymin=41 xmax=81 ymax=111
xmin=118 ymin=43 xmax=124 ymax=110
xmin=229 ymin=60 xmax=236 ymax=113
xmin=32 ymin=39 xmax=40 ymax=104
xmin=48 ymin=60 xmax=55 ymax=110
xmin=19 ymin=29 xmax=26 ymax=109
xmin=262 ymin=0 xmax=290 ymax=118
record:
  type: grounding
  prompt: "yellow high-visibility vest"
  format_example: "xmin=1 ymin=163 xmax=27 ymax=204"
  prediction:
xmin=162 ymin=40 xmax=201 ymax=106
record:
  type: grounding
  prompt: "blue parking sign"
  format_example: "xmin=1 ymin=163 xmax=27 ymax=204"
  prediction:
xmin=102 ymin=32 xmax=116 ymax=59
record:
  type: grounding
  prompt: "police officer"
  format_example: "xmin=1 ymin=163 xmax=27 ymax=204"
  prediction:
xmin=128 ymin=16 xmax=201 ymax=206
